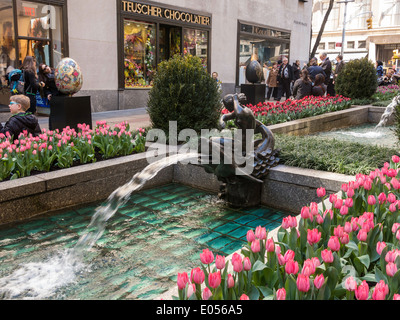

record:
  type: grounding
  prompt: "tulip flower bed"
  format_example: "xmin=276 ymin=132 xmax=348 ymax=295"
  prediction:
xmin=373 ymin=85 xmax=400 ymax=102
xmin=0 ymin=121 xmax=147 ymax=181
xmin=222 ymin=95 xmax=352 ymax=126
xmin=175 ymin=155 xmax=400 ymax=300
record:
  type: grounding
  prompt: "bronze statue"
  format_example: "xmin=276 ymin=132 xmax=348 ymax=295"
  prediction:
xmin=200 ymin=93 xmax=279 ymax=207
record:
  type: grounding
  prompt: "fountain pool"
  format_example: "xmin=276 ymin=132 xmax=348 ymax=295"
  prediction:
xmin=309 ymin=123 xmax=397 ymax=148
xmin=0 ymin=183 xmax=290 ymax=300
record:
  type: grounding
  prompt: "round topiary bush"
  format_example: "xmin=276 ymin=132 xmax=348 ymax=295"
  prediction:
xmin=335 ymin=57 xmax=378 ymax=100
xmin=147 ymin=54 xmax=222 ymax=135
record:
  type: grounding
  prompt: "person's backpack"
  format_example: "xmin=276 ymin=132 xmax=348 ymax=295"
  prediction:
xmin=8 ymin=69 xmax=25 ymax=95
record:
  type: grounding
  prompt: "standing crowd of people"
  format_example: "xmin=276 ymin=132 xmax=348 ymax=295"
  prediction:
xmin=264 ymin=52 xmax=345 ymax=102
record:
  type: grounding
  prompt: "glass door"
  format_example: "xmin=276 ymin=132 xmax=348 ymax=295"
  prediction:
xmin=159 ymin=24 xmax=181 ymax=63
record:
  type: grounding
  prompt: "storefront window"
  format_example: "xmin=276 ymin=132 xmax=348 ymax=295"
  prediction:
xmin=183 ymin=28 xmax=208 ymax=67
xmin=124 ymin=19 xmax=156 ymax=88
xmin=0 ymin=0 xmax=16 ymax=86
xmin=16 ymin=0 xmax=65 ymax=67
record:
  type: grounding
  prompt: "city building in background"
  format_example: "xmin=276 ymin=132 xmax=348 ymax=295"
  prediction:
xmin=311 ymin=0 xmax=400 ymax=73
xmin=0 ymin=0 xmax=312 ymax=111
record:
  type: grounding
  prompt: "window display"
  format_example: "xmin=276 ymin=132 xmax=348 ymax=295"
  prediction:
xmin=183 ymin=28 xmax=208 ymax=67
xmin=16 ymin=0 xmax=64 ymax=67
xmin=0 ymin=0 xmax=15 ymax=86
xmin=124 ymin=19 xmax=156 ymax=88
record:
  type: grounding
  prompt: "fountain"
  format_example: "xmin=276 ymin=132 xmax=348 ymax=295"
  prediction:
xmin=375 ymin=94 xmax=400 ymax=129
xmin=0 ymin=93 xmax=281 ymax=299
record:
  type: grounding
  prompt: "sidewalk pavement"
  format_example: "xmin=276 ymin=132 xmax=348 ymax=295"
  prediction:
xmin=35 ymin=108 xmax=152 ymax=131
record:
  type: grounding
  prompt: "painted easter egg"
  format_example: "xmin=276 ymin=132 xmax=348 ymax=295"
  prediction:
xmin=55 ymin=58 xmax=83 ymax=95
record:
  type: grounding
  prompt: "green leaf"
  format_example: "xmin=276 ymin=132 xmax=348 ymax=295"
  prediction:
xmin=252 ymin=260 xmax=267 ymax=272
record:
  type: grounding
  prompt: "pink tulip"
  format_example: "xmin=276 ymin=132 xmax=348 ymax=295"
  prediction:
xmin=329 ymin=194 xmax=337 ymax=203
xmin=346 ymin=188 xmax=354 ymax=198
xmin=307 ymin=228 xmax=321 ymax=245
xmin=344 ymin=198 xmax=353 ymax=208
xmin=301 ymin=259 xmax=316 ymax=277
xmin=334 ymin=225 xmax=344 ymax=238
xmin=367 ymin=195 xmax=376 ymax=205
xmin=244 ymin=257 xmax=252 ymax=271
xmin=190 ymin=267 xmax=205 ymax=284
xmin=393 ymin=294 xmax=400 ymax=300
xmin=386 ymin=262 xmax=398 ymax=277
xmin=314 ymin=274 xmax=325 ymax=289
xmin=283 ymin=250 xmax=295 ymax=263
xmin=344 ymin=276 xmax=357 ymax=291
xmin=376 ymin=241 xmax=387 ymax=255
xmin=316 ymin=187 xmax=326 ymax=197
xmin=177 ymin=272 xmax=189 ymax=290
xmin=301 ymin=206 xmax=311 ymax=220
xmin=296 ymin=274 xmax=310 ymax=292
xmin=388 ymin=193 xmax=397 ymax=203
xmin=276 ymin=288 xmax=286 ymax=300
xmin=340 ymin=233 xmax=349 ymax=245
xmin=277 ymin=253 xmax=285 ymax=266
xmin=215 ymin=255 xmax=225 ymax=270
xmin=392 ymin=155 xmax=400 ymax=163
xmin=200 ymin=248 xmax=214 ymax=265
xmin=232 ymin=253 xmax=243 ymax=273
xmin=255 ymin=226 xmax=267 ymax=240
xmin=372 ymin=280 xmax=389 ymax=300
xmin=321 ymin=249 xmax=334 ymax=263
xmin=265 ymin=238 xmax=275 ymax=253
xmin=202 ymin=287 xmax=212 ymax=300
xmin=328 ymin=236 xmax=340 ymax=251
xmin=378 ymin=192 xmax=387 ymax=204
xmin=392 ymin=223 xmax=400 ymax=234
xmin=187 ymin=283 xmax=196 ymax=298
xmin=357 ymin=228 xmax=368 ymax=242
xmin=208 ymin=271 xmax=221 ymax=289
xmin=389 ymin=203 xmax=397 ymax=212
xmin=227 ymin=274 xmax=235 ymax=288
xmin=239 ymin=294 xmax=249 ymax=300
xmin=355 ymin=281 xmax=369 ymax=300
xmin=285 ymin=259 xmax=299 ymax=275
xmin=344 ymin=222 xmax=352 ymax=234
xmin=246 ymin=229 xmax=256 ymax=242
xmin=251 ymin=239 xmax=260 ymax=253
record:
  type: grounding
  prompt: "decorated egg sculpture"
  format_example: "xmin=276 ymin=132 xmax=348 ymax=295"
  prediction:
xmin=55 ymin=58 xmax=83 ymax=95
xmin=245 ymin=60 xmax=263 ymax=84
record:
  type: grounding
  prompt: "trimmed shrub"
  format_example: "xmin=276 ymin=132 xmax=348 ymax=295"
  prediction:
xmin=335 ymin=58 xmax=378 ymax=100
xmin=147 ymin=54 xmax=222 ymax=135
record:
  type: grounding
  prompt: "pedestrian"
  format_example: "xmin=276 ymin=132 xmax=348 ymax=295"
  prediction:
xmin=319 ymin=52 xmax=334 ymax=96
xmin=333 ymin=54 xmax=345 ymax=85
xmin=266 ymin=62 xmax=279 ymax=100
xmin=212 ymin=71 xmax=222 ymax=91
xmin=312 ymin=74 xmax=327 ymax=97
xmin=376 ymin=60 xmax=384 ymax=77
xmin=21 ymin=56 xmax=43 ymax=114
xmin=0 ymin=94 xmax=41 ymax=138
xmin=276 ymin=57 xmax=293 ymax=101
xmin=292 ymin=60 xmax=301 ymax=81
xmin=292 ymin=69 xmax=312 ymax=100
xmin=307 ymin=57 xmax=326 ymax=83
xmin=38 ymin=63 xmax=61 ymax=101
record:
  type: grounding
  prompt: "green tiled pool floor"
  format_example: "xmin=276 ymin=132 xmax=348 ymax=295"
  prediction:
xmin=0 ymin=183 xmax=291 ymax=300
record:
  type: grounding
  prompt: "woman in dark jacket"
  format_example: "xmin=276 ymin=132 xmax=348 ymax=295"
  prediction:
xmin=21 ymin=56 xmax=43 ymax=114
xmin=38 ymin=63 xmax=60 ymax=101
xmin=312 ymin=74 xmax=327 ymax=97
xmin=292 ymin=69 xmax=312 ymax=100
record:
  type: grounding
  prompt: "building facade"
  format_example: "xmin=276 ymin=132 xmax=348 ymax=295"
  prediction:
xmin=312 ymin=0 xmax=400 ymax=72
xmin=0 ymin=0 xmax=312 ymax=111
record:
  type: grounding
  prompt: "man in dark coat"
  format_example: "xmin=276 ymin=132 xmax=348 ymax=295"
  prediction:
xmin=0 ymin=95 xmax=41 ymax=138
xmin=276 ymin=57 xmax=294 ymax=101
xmin=333 ymin=54 xmax=345 ymax=86
xmin=307 ymin=57 xmax=326 ymax=82
xmin=319 ymin=52 xmax=335 ymax=96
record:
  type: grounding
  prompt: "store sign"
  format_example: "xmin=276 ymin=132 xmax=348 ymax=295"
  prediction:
xmin=122 ymin=1 xmax=211 ymax=26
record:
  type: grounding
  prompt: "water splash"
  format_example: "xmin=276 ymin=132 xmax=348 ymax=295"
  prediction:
xmin=0 ymin=152 xmax=200 ymax=299
xmin=375 ymin=95 xmax=400 ymax=129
